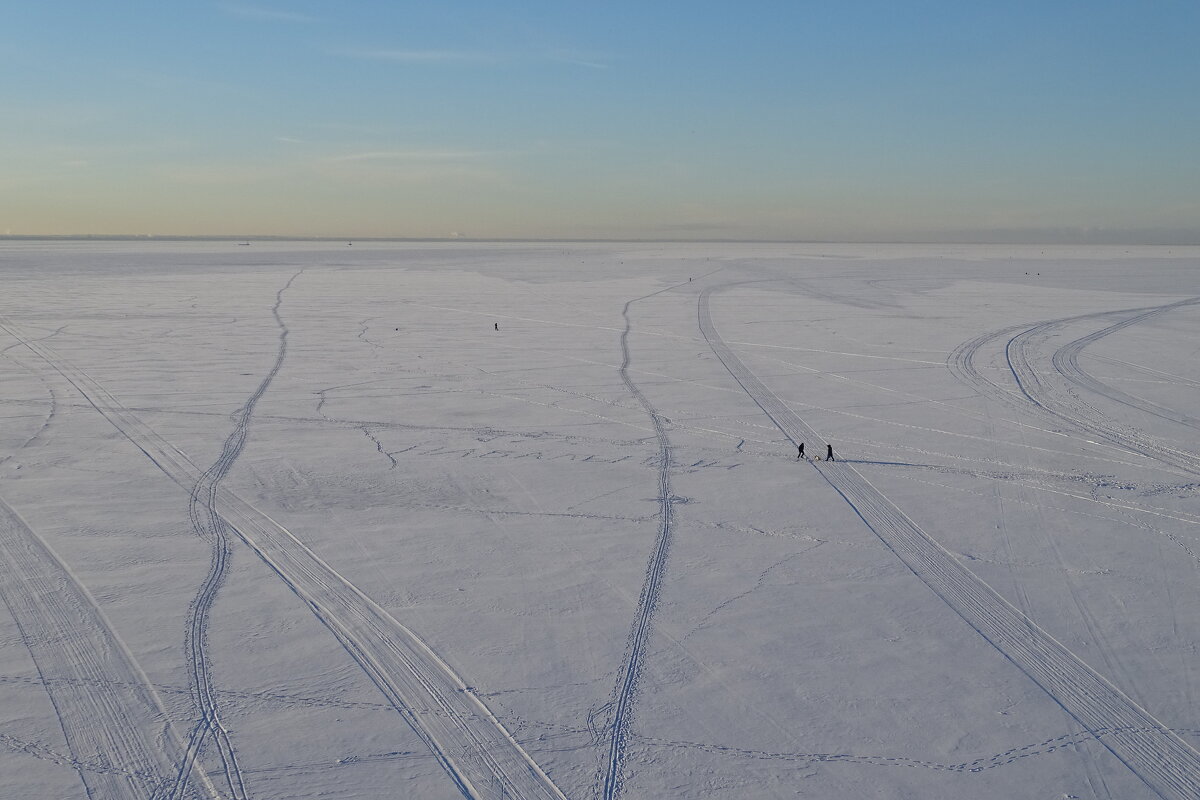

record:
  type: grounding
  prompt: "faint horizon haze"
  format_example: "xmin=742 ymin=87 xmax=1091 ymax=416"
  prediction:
xmin=3 ymin=2 xmax=1198 ymax=242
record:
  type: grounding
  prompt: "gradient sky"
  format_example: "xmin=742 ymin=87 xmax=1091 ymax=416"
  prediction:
xmin=4 ymin=1 xmax=1199 ymax=240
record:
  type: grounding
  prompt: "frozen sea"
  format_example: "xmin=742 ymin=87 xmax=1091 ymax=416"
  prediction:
xmin=1 ymin=240 xmax=1199 ymax=799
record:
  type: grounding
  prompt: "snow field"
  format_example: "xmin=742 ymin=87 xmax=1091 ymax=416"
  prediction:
xmin=1 ymin=240 xmax=1198 ymax=798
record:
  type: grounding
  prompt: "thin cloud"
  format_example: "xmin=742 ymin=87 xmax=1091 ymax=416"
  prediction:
xmin=220 ymin=3 xmax=317 ymax=24
xmin=326 ymin=150 xmax=491 ymax=163
xmin=330 ymin=48 xmax=497 ymax=64
xmin=554 ymin=57 xmax=610 ymax=70
xmin=330 ymin=47 xmax=613 ymax=69
xmin=544 ymin=48 xmax=613 ymax=69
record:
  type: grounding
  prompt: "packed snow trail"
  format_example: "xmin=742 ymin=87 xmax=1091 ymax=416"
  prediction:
xmin=0 ymin=316 xmax=568 ymax=800
xmin=176 ymin=270 xmax=302 ymax=800
xmin=698 ymin=286 xmax=1200 ymax=800
xmin=0 ymin=495 xmax=218 ymax=800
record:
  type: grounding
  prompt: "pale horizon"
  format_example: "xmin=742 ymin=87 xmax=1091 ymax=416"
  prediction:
xmin=4 ymin=2 xmax=1199 ymax=241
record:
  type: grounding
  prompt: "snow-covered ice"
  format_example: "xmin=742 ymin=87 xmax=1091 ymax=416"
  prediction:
xmin=1 ymin=240 xmax=1199 ymax=799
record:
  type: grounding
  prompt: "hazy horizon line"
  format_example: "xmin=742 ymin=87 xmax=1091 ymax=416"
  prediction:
xmin=4 ymin=230 xmax=1199 ymax=246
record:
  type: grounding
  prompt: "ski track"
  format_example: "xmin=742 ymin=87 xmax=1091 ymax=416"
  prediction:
xmin=698 ymin=286 xmax=1200 ymax=800
xmin=0 ymin=314 xmax=568 ymax=800
xmin=174 ymin=270 xmax=303 ymax=800
xmin=596 ymin=277 xmax=698 ymax=800
xmin=0 ymin=495 xmax=217 ymax=800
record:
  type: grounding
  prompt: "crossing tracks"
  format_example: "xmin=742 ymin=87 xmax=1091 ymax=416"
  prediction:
xmin=0 ymin=315 xmax=568 ymax=800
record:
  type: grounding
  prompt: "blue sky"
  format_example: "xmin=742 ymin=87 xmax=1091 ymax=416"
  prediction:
xmin=4 ymin=1 xmax=1198 ymax=240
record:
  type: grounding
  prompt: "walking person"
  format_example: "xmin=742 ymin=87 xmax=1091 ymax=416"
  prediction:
xmin=825 ymin=443 xmax=834 ymax=462
xmin=494 ymin=322 xmax=499 ymax=331
xmin=796 ymin=442 xmax=805 ymax=460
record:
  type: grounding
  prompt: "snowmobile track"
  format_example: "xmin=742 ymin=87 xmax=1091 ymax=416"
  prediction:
xmin=0 ymin=314 xmax=568 ymax=800
xmin=699 ymin=285 xmax=1200 ymax=800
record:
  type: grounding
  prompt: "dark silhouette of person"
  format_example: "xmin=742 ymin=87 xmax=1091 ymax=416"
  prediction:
xmin=494 ymin=322 xmax=499 ymax=331
xmin=826 ymin=443 xmax=834 ymax=462
xmin=796 ymin=443 xmax=805 ymax=460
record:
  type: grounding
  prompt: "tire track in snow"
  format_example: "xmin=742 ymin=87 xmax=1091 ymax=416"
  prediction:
xmin=699 ymin=286 xmax=1200 ymax=800
xmin=175 ymin=269 xmax=303 ymax=800
xmin=1051 ymin=299 xmax=1200 ymax=433
xmin=948 ymin=299 xmax=1200 ymax=475
xmin=0 ymin=324 xmax=67 ymax=468
xmin=0 ymin=314 xmax=568 ymax=800
xmin=1009 ymin=313 xmax=1200 ymax=476
xmin=0 ymin=495 xmax=218 ymax=800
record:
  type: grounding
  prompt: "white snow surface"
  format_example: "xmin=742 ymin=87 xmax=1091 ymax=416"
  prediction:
xmin=1 ymin=240 xmax=1199 ymax=799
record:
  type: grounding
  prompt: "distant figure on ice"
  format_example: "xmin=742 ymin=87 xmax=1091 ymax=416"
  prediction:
xmin=796 ymin=442 xmax=805 ymax=460
xmin=825 ymin=443 xmax=834 ymax=462
xmin=494 ymin=322 xmax=499 ymax=331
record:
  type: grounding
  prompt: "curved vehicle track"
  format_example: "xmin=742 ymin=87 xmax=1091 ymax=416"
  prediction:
xmin=699 ymin=285 xmax=1200 ymax=800
xmin=0 ymin=325 xmax=65 ymax=467
xmin=0 ymin=315 xmax=568 ymax=800
xmin=0 ymin=495 xmax=217 ymax=800
xmin=1044 ymin=299 xmax=1200 ymax=454
xmin=946 ymin=305 xmax=1159 ymax=417
xmin=949 ymin=298 xmax=1200 ymax=476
